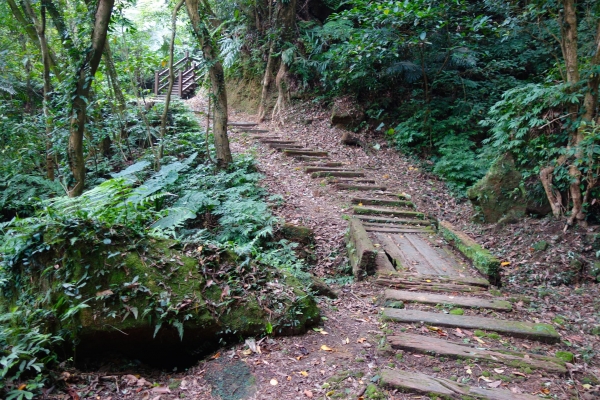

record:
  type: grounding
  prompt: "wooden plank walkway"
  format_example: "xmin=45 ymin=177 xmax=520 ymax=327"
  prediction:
xmin=384 ymin=289 xmax=512 ymax=311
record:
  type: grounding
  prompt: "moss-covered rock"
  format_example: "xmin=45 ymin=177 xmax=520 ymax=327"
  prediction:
xmin=555 ymin=351 xmax=574 ymax=363
xmin=2 ymin=224 xmax=319 ymax=363
xmin=330 ymin=96 xmax=364 ymax=128
xmin=468 ymin=154 xmax=550 ymax=224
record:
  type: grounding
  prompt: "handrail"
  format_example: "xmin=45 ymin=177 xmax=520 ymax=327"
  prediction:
xmin=154 ymin=51 xmax=202 ymax=97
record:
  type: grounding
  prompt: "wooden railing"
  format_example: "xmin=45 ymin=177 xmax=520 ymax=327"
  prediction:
xmin=154 ymin=51 xmax=202 ymax=98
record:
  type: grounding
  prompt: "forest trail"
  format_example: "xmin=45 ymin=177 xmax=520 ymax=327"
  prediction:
xmin=218 ymin=117 xmax=575 ymax=399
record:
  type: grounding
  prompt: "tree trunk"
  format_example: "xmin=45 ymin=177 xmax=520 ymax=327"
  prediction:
xmin=22 ymin=0 xmax=54 ymax=180
xmin=8 ymin=0 xmax=61 ymax=79
xmin=159 ymin=0 xmax=185 ymax=163
xmin=185 ymin=0 xmax=232 ymax=168
xmin=67 ymin=0 xmax=114 ymax=197
xmin=103 ymin=41 xmax=125 ymax=112
xmin=257 ymin=43 xmax=276 ymax=122
xmin=270 ymin=0 xmax=296 ymax=122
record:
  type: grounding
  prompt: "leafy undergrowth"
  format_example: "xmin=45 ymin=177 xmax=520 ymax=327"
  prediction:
xmin=0 ymin=104 xmax=317 ymax=399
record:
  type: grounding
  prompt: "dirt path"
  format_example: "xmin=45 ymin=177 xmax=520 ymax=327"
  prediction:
xmin=66 ymin=100 xmax=598 ymax=400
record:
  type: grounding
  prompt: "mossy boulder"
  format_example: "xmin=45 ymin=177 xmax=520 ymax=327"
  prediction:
xmin=330 ymin=96 xmax=364 ymax=128
xmin=468 ymin=154 xmax=550 ymax=224
xmin=2 ymin=224 xmax=319 ymax=364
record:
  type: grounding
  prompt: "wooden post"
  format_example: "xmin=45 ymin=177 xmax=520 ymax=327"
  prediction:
xmin=155 ymin=71 xmax=159 ymax=95
xmin=178 ymin=70 xmax=183 ymax=97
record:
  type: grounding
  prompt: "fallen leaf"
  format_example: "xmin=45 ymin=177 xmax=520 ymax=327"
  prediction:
xmin=18 ymin=384 xmax=26 ymax=391
xmin=427 ymin=326 xmax=442 ymax=332
xmin=480 ymin=376 xmax=492 ymax=382
xmin=466 ymin=368 xmax=472 ymax=375
xmin=300 ymin=371 xmax=308 ymax=377
xmin=512 ymin=371 xmax=526 ymax=377
xmin=582 ymin=384 xmax=592 ymax=390
xmin=488 ymin=381 xmax=502 ymax=388
xmin=453 ymin=328 xmax=465 ymax=338
xmin=304 ymin=390 xmax=313 ymax=398
xmin=320 ymin=345 xmax=333 ymax=352
xmin=343 ymin=338 xmax=350 ymax=345
xmin=270 ymin=379 xmax=278 ymax=386
xmin=211 ymin=352 xmax=220 ymax=359
xmin=501 ymin=261 xmax=510 ymax=266
xmin=320 ymin=330 xmax=329 ymax=335
xmin=96 ymin=289 xmax=113 ymax=297
xmin=541 ymin=388 xmax=550 ymax=394
xmin=325 ymin=391 xmax=335 ymax=396
xmin=426 ymin=279 xmax=432 ymax=283
xmin=357 ymin=338 xmax=367 ymax=343
xmin=474 ymin=337 xmax=486 ymax=344
xmin=494 ymin=368 xmax=504 ymax=374
xmin=151 ymin=387 xmax=171 ymax=394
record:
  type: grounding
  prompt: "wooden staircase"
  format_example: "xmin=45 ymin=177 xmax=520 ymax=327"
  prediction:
xmin=153 ymin=52 xmax=201 ymax=100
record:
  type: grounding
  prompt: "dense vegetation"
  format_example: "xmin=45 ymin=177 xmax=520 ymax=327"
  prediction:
xmin=0 ymin=0 xmax=599 ymax=397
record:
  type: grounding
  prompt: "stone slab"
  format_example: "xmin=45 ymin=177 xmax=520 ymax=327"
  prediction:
xmin=387 ymin=333 xmax=566 ymax=374
xmin=384 ymin=289 xmax=512 ymax=311
xmin=383 ymin=309 xmax=560 ymax=343
xmin=381 ymin=369 xmax=538 ymax=400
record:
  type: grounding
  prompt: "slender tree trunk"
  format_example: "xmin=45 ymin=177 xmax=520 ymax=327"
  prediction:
xmin=271 ymin=0 xmax=296 ymax=122
xmin=22 ymin=0 xmax=54 ymax=180
xmin=67 ymin=0 xmax=114 ymax=197
xmin=185 ymin=0 xmax=232 ymax=168
xmin=257 ymin=43 xmax=276 ymax=122
xmin=103 ymin=41 xmax=125 ymax=112
xmin=159 ymin=0 xmax=185 ymax=162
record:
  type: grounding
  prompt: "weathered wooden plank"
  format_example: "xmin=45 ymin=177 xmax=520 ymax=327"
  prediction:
xmin=365 ymin=226 xmax=433 ymax=234
xmin=401 ymin=234 xmax=463 ymax=276
xmin=377 ymin=271 xmax=490 ymax=288
xmin=303 ymin=162 xmax=344 ymax=167
xmin=354 ymin=206 xmax=424 ymax=219
xmin=271 ymin=145 xmax=304 ymax=150
xmin=250 ymin=135 xmax=281 ymax=140
xmin=330 ymin=178 xmax=377 ymax=184
xmin=336 ymin=184 xmax=387 ymax=191
xmin=311 ymin=171 xmax=365 ymax=178
xmin=383 ymin=233 xmax=440 ymax=275
xmin=304 ymin=167 xmax=349 ymax=173
xmin=228 ymin=122 xmax=257 ymax=127
xmin=347 ymin=218 xmax=377 ymax=280
xmin=387 ymin=333 xmax=566 ymax=374
xmin=383 ymin=309 xmax=560 ymax=343
xmin=259 ymin=139 xmax=297 ymax=144
xmin=241 ymin=128 xmax=270 ymax=133
xmin=381 ymin=369 xmax=538 ymax=400
xmin=364 ymin=222 xmax=431 ymax=229
xmin=355 ymin=215 xmax=428 ymax=225
xmin=375 ymin=277 xmax=485 ymax=293
xmin=384 ymin=289 xmax=512 ymax=311
xmin=291 ymin=155 xmax=329 ymax=161
xmin=283 ymin=149 xmax=328 ymax=157
xmin=351 ymin=197 xmax=415 ymax=208
xmin=374 ymin=234 xmax=410 ymax=272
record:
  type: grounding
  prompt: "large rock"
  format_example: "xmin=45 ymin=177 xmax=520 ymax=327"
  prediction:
xmin=467 ymin=154 xmax=549 ymax=224
xmin=2 ymin=224 xmax=319 ymax=365
xmin=330 ymin=96 xmax=364 ymax=128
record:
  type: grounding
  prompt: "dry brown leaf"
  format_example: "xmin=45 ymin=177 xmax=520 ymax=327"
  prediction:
xmin=320 ymin=345 xmax=333 ymax=352
xmin=151 ymin=387 xmax=171 ymax=394
xmin=488 ymin=381 xmax=502 ymax=388
xmin=304 ymin=390 xmax=313 ymax=398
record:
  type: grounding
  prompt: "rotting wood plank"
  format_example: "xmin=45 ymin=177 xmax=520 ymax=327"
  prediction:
xmin=250 ymin=135 xmax=281 ymax=140
xmin=377 ymin=271 xmax=490 ymax=288
xmin=241 ymin=129 xmax=270 ymax=133
xmin=355 ymin=215 xmax=428 ymax=225
xmin=259 ymin=139 xmax=297 ymax=144
xmin=383 ymin=233 xmax=442 ymax=275
xmin=364 ymin=222 xmax=431 ymax=229
xmin=400 ymin=233 xmax=464 ymax=276
xmin=365 ymin=226 xmax=434 ymax=234
xmin=304 ymin=167 xmax=350 ymax=173
xmin=284 ymin=149 xmax=329 ymax=157
xmin=347 ymin=218 xmax=376 ymax=280
xmin=375 ymin=277 xmax=485 ymax=293
xmin=336 ymin=184 xmax=387 ymax=191
xmin=387 ymin=333 xmax=566 ymax=374
xmin=383 ymin=309 xmax=560 ymax=343
xmin=374 ymin=233 xmax=410 ymax=272
xmin=354 ymin=206 xmax=424 ymax=219
xmin=271 ymin=145 xmax=305 ymax=150
xmin=311 ymin=171 xmax=365 ymax=178
xmin=303 ymin=162 xmax=344 ymax=167
xmin=330 ymin=179 xmax=376 ymax=184
xmin=384 ymin=289 xmax=512 ymax=311
xmin=228 ymin=122 xmax=257 ymax=127
xmin=292 ymin=155 xmax=329 ymax=161
xmin=381 ymin=369 xmax=538 ymax=400
xmin=351 ymin=197 xmax=415 ymax=208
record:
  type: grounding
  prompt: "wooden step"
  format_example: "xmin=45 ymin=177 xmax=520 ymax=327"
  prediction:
xmin=384 ymin=289 xmax=512 ymax=311
xmin=242 ymin=129 xmax=270 ymax=133
xmin=364 ymin=226 xmax=433 ymax=234
xmin=381 ymin=369 xmax=538 ymax=400
xmin=311 ymin=171 xmax=365 ymax=178
xmin=303 ymin=162 xmax=344 ymax=167
xmin=292 ymin=155 xmax=329 ymax=161
xmin=284 ymin=149 xmax=328 ymax=157
xmin=250 ymin=135 xmax=280 ymax=140
xmin=330 ymin=179 xmax=376 ymax=184
xmin=377 ymin=271 xmax=490 ymax=288
xmin=228 ymin=122 xmax=257 ymax=127
xmin=387 ymin=333 xmax=567 ymax=374
xmin=383 ymin=309 xmax=560 ymax=343
xmin=355 ymin=215 xmax=429 ymax=226
xmin=376 ymin=277 xmax=485 ymax=293
xmin=258 ymin=139 xmax=296 ymax=144
xmin=351 ymin=197 xmax=414 ymax=208
xmin=354 ymin=206 xmax=424 ymax=219
xmin=362 ymin=222 xmax=431 ymax=229
xmin=304 ymin=167 xmax=349 ymax=173
xmin=270 ymin=144 xmax=304 ymax=150
xmin=336 ymin=184 xmax=387 ymax=191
